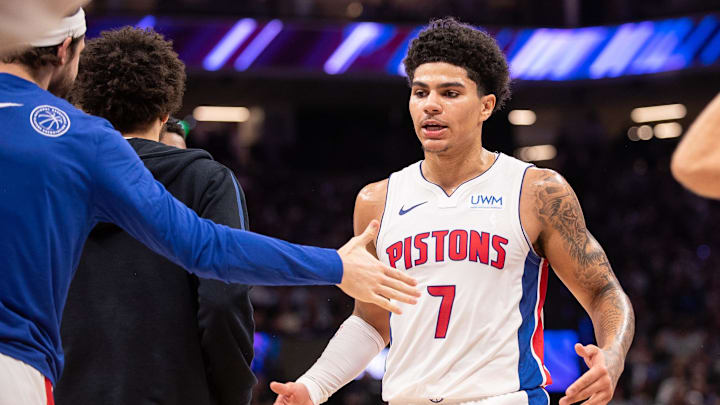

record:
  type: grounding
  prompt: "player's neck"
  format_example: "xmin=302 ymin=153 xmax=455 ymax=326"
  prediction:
xmin=422 ymin=144 xmax=496 ymax=195
xmin=0 ymin=63 xmax=52 ymax=90
xmin=123 ymin=120 xmax=162 ymax=143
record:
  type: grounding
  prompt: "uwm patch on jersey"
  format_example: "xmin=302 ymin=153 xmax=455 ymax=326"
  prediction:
xmin=376 ymin=154 xmax=552 ymax=405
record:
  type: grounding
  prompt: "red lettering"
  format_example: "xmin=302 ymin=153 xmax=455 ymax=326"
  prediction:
xmin=491 ymin=235 xmax=509 ymax=269
xmin=386 ymin=241 xmax=403 ymax=268
xmin=404 ymin=237 xmax=413 ymax=269
xmin=448 ymin=230 xmax=468 ymax=261
xmin=469 ymin=231 xmax=490 ymax=264
xmin=431 ymin=230 xmax=449 ymax=262
xmin=414 ymin=232 xmax=430 ymax=266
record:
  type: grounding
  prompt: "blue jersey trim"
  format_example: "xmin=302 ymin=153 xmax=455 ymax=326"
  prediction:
xmin=526 ymin=387 xmax=550 ymax=405
xmin=227 ymin=169 xmax=246 ymax=230
xmin=517 ymin=252 xmax=544 ymax=389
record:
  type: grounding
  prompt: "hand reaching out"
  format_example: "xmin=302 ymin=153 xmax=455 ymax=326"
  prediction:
xmin=559 ymin=343 xmax=620 ymax=405
xmin=337 ymin=220 xmax=419 ymax=314
xmin=271 ymin=381 xmax=314 ymax=405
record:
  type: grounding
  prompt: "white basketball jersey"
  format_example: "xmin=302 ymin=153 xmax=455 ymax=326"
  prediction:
xmin=376 ymin=153 xmax=551 ymax=405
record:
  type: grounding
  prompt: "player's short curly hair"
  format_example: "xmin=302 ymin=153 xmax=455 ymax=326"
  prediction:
xmin=404 ymin=17 xmax=511 ymax=111
xmin=71 ymin=27 xmax=185 ymax=134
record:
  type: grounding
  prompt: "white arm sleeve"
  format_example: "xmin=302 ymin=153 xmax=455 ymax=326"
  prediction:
xmin=296 ymin=315 xmax=386 ymax=404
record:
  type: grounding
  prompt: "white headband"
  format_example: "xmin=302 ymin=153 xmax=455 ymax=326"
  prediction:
xmin=30 ymin=8 xmax=86 ymax=47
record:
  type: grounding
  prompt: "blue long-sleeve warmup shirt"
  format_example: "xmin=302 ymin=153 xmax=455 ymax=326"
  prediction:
xmin=0 ymin=73 xmax=343 ymax=384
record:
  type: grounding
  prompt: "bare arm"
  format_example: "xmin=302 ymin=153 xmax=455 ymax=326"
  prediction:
xmin=671 ymin=93 xmax=720 ymax=199
xmin=524 ymin=168 xmax=634 ymax=405
xmin=351 ymin=179 xmax=392 ymax=343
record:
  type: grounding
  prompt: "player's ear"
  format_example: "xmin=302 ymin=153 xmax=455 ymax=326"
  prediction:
xmin=479 ymin=94 xmax=496 ymax=121
xmin=56 ymin=37 xmax=73 ymax=65
xmin=160 ymin=114 xmax=170 ymax=125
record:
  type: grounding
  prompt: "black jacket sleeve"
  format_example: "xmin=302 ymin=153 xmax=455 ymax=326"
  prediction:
xmin=196 ymin=165 xmax=255 ymax=405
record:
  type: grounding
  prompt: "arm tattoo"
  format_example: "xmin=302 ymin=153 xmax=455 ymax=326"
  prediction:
xmin=534 ymin=171 xmax=635 ymax=378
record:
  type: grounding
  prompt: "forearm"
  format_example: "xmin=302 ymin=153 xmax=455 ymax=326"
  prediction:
xmin=95 ymin=138 xmax=343 ymax=286
xmin=297 ymin=315 xmax=385 ymax=404
xmin=671 ymin=93 xmax=720 ymax=198
xmin=588 ymin=284 xmax=635 ymax=379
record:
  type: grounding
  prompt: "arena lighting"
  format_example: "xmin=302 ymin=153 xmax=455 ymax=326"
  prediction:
xmin=627 ymin=126 xmax=640 ymax=141
xmin=193 ymin=106 xmax=250 ymax=122
xmin=134 ymin=15 xmax=155 ymax=30
xmin=324 ymin=22 xmax=382 ymax=74
xmin=637 ymin=124 xmax=654 ymax=140
xmin=508 ymin=110 xmax=537 ymax=126
xmin=654 ymin=122 xmax=683 ymax=139
xmin=630 ymin=104 xmax=686 ymax=123
xmin=234 ymin=19 xmax=283 ymax=71
xmin=203 ymin=18 xmax=257 ymax=71
xmin=516 ymin=145 xmax=557 ymax=162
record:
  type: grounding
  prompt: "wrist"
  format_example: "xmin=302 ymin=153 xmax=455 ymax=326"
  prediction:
xmin=296 ymin=376 xmax=322 ymax=404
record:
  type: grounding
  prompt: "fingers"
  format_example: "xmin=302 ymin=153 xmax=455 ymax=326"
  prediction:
xmin=383 ymin=265 xmax=419 ymax=288
xmin=270 ymin=381 xmax=292 ymax=396
xmin=378 ymin=285 xmax=418 ymax=305
xmin=576 ymin=343 xmax=598 ymax=368
xmin=576 ymin=343 xmax=599 ymax=359
xmin=355 ymin=220 xmax=380 ymax=246
xmin=565 ymin=366 xmax=605 ymax=398
xmin=569 ymin=379 xmax=612 ymax=405
xmin=382 ymin=270 xmax=419 ymax=296
xmin=370 ymin=294 xmax=403 ymax=315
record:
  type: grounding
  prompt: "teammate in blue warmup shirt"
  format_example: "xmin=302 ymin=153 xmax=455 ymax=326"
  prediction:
xmin=0 ymin=9 xmax=418 ymax=404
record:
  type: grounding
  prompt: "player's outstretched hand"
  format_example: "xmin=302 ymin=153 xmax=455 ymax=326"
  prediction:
xmin=337 ymin=220 xmax=419 ymax=314
xmin=270 ymin=381 xmax=314 ymax=405
xmin=559 ymin=343 xmax=617 ymax=405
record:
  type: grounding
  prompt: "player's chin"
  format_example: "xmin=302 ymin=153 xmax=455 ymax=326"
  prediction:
xmin=421 ymin=139 xmax=450 ymax=154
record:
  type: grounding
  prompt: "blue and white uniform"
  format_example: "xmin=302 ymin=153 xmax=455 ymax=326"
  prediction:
xmin=0 ymin=73 xmax=342 ymax=385
xmin=377 ymin=154 xmax=551 ymax=405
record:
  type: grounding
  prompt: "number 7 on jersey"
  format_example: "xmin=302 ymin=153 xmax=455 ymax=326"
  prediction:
xmin=427 ymin=285 xmax=456 ymax=339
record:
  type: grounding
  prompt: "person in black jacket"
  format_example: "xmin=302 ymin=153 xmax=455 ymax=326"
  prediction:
xmin=56 ymin=27 xmax=256 ymax=405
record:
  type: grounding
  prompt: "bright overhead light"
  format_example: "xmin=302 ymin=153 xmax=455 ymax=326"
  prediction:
xmin=627 ymin=126 xmax=640 ymax=141
xmin=193 ymin=106 xmax=250 ymax=122
xmin=508 ymin=109 xmax=537 ymax=126
xmin=515 ymin=144 xmax=557 ymax=162
xmin=637 ymin=124 xmax=653 ymax=140
xmin=654 ymin=122 xmax=683 ymax=139
xmin=630 ymin=104 xmax=686 ymax=123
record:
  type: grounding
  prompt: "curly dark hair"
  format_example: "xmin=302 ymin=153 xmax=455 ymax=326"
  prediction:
xmin=71 ymin=27 xmax=186 ymax=134
xmin=404 ymin=17 xmax=511 ymax=111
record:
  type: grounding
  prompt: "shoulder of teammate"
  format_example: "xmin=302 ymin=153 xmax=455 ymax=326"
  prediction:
xmin=353 ymin=178 xmax=388 ymax=237
xmin=197 ymin=162 xmax=248 ymax=231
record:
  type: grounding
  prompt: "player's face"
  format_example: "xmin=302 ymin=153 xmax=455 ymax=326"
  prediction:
xmin=48 ymin=37 xmax=85 ymax=98
xmin=409 ymin=62 xmax=495 ymax=154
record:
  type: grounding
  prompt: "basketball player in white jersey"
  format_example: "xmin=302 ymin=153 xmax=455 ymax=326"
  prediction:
xmin=271 ymin=18 xmax=635 ymax=405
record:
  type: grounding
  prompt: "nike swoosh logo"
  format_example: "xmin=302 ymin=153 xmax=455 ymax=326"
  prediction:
xmin=0 ymin=102 xmax=23 ymax=109
xmin=399 ymin=201 xmax=428 ymax=216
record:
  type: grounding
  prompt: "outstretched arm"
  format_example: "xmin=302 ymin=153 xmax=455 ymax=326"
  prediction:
xmin=92 ymin=127 xmax=418 ymax=313
xmin=671 ymin=93 xmax=720 ymax=199
xmin=526 ymin=169 xmax=635 ymax=405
